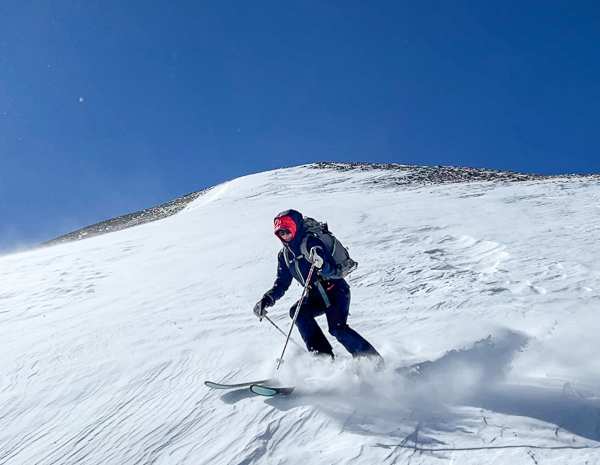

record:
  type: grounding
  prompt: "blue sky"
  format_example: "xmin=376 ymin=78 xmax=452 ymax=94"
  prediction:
xmin=1 ymin=1 xmax=599 ymax=252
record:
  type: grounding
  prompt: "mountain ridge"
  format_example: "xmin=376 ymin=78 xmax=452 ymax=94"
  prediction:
xmin=40 ymin=162 xmax=599 ymax=248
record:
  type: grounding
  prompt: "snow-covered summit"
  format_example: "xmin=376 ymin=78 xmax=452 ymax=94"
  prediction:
xmin=39 ymin=162 xmax=598 ymax=248
xmin=2 ymin=165 xmax=600 ymax=464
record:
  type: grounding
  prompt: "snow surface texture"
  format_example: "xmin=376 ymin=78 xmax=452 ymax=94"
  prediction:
xmin=1 ymin=165 xmax=600 ymax=464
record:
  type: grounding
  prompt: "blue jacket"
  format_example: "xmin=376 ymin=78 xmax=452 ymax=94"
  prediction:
xmin=264 ymin=210 xmax=349 ymax=304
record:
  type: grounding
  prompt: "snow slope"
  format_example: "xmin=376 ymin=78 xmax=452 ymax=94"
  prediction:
xmin=1 ymin=165 xmax=600 ymax=464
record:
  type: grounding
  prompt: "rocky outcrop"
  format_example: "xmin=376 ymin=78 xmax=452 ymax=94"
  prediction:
xmin=40 ymin=189 xmax=208 ymax=247
xmin=311 ymin=161 xmax=597 ymax=185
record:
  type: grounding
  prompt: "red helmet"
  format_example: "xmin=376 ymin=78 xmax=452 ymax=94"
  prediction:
xmin=274 ymin=215 xmax=297 ymax=240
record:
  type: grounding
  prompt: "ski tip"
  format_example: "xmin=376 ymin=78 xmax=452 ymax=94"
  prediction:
xmin=204 ymin=381 xmax=227 ymax=389
xmin=250 ymin=384 xmax=295 ymax=397
xmin=204 ymin=379 xmax=277 ymax=390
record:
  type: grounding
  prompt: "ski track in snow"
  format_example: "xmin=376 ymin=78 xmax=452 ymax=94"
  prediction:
xmin=1 ymin=166 xmax=600 ymax=464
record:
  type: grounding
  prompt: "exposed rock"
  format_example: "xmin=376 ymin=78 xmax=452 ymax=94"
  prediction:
xmin=40 ymin=188 xmax=208 ymax=248
xmin=311 ymin=161 xmax=598 ymax=185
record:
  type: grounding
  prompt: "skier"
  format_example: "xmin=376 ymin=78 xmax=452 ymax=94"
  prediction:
xmin=254 ymin=209 xmax=382 ymax=362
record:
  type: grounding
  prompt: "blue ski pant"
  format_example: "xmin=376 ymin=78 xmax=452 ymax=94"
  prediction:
xmin=289 ymin=283 xmax=379 ymax=358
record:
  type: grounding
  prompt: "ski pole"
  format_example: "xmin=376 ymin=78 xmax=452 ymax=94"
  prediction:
xmin=276 ymin=263 xmax=316 ymax=369
xmin=264 ymin=315 xmax=305 ymax=351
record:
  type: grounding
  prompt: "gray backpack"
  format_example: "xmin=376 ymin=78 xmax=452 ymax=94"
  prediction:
xmin=299 ymin=217 xmax=358 ymax=279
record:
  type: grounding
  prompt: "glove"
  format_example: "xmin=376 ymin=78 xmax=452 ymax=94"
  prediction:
xmin=253 ymin=295 xmax=274 ymax=320
xmin=308 ymin=247 xmax=324 ymax=269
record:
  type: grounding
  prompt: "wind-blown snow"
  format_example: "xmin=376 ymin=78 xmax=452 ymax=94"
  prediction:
xmin=1 ymin=166 xmax=600 ymax=464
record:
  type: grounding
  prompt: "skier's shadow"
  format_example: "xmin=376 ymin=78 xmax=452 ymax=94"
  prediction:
xmin=260 ymin=330 xmax=600 ymax=445
xmin=219 ymin=389 xmax=258 ymax=404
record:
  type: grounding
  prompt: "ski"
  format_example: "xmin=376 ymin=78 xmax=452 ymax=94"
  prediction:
xmin=249 ymin=384 xmax=295 ymax=397
xmin=204 ymin=379 xmax=275 ymax=390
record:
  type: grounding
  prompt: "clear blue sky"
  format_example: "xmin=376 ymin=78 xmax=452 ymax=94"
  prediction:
xmin=2 ymin=1 xmax=599 ymax=252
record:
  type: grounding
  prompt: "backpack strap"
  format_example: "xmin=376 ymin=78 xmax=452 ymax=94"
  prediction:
xmin=315 ymin=280 xmax=331 ymax=307
xmin=283 ymin=245 xmax=306 ymax=286
xmin=299 ymin=235 xmax=309 ymax=259
xmin=282 ymin=246 xmax=299 ymax=266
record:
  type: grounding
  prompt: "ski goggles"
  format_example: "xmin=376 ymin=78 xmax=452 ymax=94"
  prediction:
xmin=276 ymin=229 xmax=292 ymax=238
